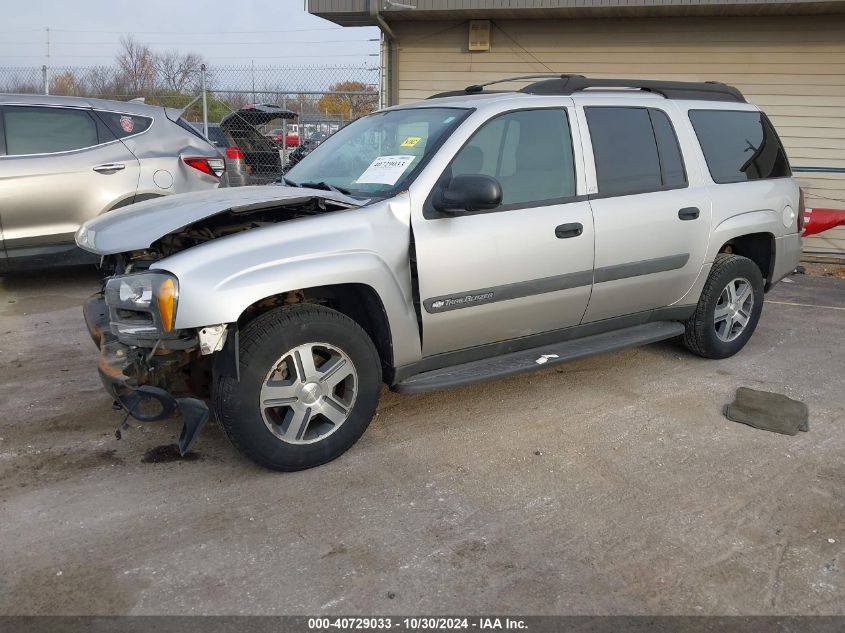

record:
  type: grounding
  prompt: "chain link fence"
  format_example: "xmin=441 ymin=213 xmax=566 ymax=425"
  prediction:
xmin=199 ymin=65 xmax=378 ymax=181
xmin=0 ymin=64 xmax=380 ymax=183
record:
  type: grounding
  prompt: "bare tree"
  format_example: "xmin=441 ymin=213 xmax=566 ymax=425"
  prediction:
xmin=83 ymin=65 xmax=118 ymax=98
xmin=8 ymin=80 xmax=41 ymax=94
xmin=155 ymin=50 xmax=205 ymax=93
xmin=116 ymin=35 xmax=157 ymax=95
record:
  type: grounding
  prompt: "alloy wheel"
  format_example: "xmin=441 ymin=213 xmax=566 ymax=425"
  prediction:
xmin=714 ymin=277 xmax=754 ymax=343
xmin=259 ymin=342 xmax=358 ymax=444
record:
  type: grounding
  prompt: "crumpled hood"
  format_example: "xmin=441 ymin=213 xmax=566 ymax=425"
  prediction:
xmin=76 ymin=185 xmax=362 ymax=255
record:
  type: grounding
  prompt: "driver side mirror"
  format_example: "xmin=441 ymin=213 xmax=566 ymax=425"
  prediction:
xmin=434 ymin=174 xmax=503 ymax=214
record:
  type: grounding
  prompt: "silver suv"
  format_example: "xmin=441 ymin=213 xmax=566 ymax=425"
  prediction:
xmin=0 ymin=94 xmax=223 ymax=271
xmin=76 ymin=75 xmax=803 ymax=471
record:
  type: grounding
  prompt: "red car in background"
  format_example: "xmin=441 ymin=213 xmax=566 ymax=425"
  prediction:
xmin=268 ymin=127 xmax=300 ymax=147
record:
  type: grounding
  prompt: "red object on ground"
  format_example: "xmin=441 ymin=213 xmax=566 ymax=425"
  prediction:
xmin=803 ymin=208 xmax=845 ymax=237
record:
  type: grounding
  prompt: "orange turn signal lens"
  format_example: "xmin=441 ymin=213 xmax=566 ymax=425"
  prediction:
xmin=157 ymin=277 xmax=176 ymax=332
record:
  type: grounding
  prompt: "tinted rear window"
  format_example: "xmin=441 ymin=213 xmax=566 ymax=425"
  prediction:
xmin=4 ymin=106 xmax=99 ymax=155
xmin=587 ymin=107 xmax=662 ymax=196
xmin=689 ymin=110 xmax=791 ymax=183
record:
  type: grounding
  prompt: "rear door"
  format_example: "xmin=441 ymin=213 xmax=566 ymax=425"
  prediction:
xmin=578 ymin=103 xmax=711 ymax=322
xmin=0 ymin=104 xmax=140 ymax=259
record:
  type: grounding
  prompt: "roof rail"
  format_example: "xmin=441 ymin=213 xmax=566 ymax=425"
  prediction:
xmin=427 ymin=74 xmax=560 ymax=99
xmin=428 ymin=74 xmax=746 ymax=103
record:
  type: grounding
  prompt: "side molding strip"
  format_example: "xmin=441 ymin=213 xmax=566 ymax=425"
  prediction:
xmin=594 ymin=253 xmax=690 ymax=284
xmin=423 ymin=253 xmax=690 ymax=314
xmin=423 ymin=269 xmax=593 ymax=314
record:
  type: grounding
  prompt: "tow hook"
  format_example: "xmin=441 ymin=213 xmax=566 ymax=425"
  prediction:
xmin=113 ymin=385 xmax=209 ymax=456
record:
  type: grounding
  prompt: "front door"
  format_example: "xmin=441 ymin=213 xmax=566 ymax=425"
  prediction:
xmin=0 ymin=105 xmax=140 ymax=259
xmin=577 ymin=104 xmax=712 ymax=322
xmin=412 ymin=107 xmax=595 ymax=357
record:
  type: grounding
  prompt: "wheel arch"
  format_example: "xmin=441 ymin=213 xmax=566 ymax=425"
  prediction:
xmin=166 ymin=248 xmax=423 ymax=369
xmin=709 ymin=210 xmax=780 ymax=290
xmin=717 ymin=232 xmax=775 ymax=291
xmin=236 ymin=282 xmax=396 ymax=380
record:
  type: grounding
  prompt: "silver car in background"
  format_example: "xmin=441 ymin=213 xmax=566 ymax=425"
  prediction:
xmin=0 ymin=94 xmax=224 ymax=271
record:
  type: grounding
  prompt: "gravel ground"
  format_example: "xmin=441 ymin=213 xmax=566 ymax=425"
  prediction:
xmin=801 ymin=259 xmax=845 ymax=280
xmin=0 ymin=267 xmax=842 ymax=615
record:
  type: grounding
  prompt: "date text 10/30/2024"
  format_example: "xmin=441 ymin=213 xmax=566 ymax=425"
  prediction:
xmin=307 ymin=617 xmax=528 ymax=630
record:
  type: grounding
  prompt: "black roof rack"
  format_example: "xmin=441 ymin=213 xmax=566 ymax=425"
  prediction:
xmin=427 ymin=74 xmax=746 ymax=103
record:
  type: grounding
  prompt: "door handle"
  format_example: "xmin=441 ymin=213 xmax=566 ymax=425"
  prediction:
xmin=93 ymin=163 xmax=125 ymax=173
xmin=555 ymin=222 xmax=583 ymax=239
xmin=678 ymin=207 xmax=700 ymax=220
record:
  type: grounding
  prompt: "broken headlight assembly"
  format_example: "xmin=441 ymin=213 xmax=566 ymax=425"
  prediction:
xmin=104 ymin=272 xmax=178 ymax=338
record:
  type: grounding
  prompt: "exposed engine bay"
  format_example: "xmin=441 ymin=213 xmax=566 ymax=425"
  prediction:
xmin=100 ymin=196 xmax=354 ymax=274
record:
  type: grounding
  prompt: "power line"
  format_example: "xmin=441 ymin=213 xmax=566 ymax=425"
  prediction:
xmin=47 ymin=26 xmax=354 ymax=34
xmin=0 ymin=53 xmax=378 ymax=60
xmin=492 ymin=21 xmax=554 ymax=73
xmin=0 ymin=39 xmax=379 ymax=46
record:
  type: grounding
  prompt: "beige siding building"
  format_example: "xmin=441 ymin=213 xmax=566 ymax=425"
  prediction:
xmin=309 ymin=0 xmax=845 ymax=256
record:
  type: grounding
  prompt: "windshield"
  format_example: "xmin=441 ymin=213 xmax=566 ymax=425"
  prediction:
xmin=284 ymin=107 xmax=469 ymax=199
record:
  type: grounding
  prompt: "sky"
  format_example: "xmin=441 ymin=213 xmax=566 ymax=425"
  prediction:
xmin=0 ymin=0 xmax=380 ymax=68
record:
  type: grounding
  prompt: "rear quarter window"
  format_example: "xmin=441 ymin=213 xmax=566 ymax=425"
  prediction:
xmin=689 ymin=110 xmax=791 ymax=184
xmin=97 ymin=111 xmax=153 ymax=138
xmin=649 ymin=109 xmax=687 ymax=189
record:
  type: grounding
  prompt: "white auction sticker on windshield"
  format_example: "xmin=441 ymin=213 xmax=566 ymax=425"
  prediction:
xmin=355 ymin=155 xmax=416 ymax=185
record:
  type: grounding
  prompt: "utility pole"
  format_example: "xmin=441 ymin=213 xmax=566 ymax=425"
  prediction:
xmin=44 ymin=27 xmax=50 ymax=94
xmin=201 ymin=64 xmax=208 ymax=138
xmin=251 ymin=59 xmax=256 ymax=105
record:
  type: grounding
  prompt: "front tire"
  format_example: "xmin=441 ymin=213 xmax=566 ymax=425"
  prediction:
xmin=213 ymin=304 xmax=381 ymax=471
xmin=683 ymin=253 xmax=765 ymax=359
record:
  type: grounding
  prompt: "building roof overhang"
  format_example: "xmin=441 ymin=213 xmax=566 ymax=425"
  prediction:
xmin=308 ymin=0 xmax=845 ymax=26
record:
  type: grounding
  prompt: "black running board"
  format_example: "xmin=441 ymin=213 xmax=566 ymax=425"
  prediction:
xmin=394 ymin=321 xmax=685 ymax=394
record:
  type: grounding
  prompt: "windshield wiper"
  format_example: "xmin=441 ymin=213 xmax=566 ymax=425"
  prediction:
xmin=297 ymin=181 xmax=351 ymax=195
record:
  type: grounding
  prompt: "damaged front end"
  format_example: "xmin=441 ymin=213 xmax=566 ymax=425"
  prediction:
xmin=78 ymin=186 xmax=364 ymax=454
xmin=84 ymin=289 xmax=215 ymax=455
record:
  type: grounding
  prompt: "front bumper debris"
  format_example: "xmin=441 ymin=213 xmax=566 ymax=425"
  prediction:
xmin=84 ymin=294 xmax=209 ymax=455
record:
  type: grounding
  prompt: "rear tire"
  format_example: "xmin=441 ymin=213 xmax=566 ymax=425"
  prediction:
xmin=683 ymin=253 xmax=764 ymax=359
xmin=213 ymin=304 xmax=381 ymax=471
